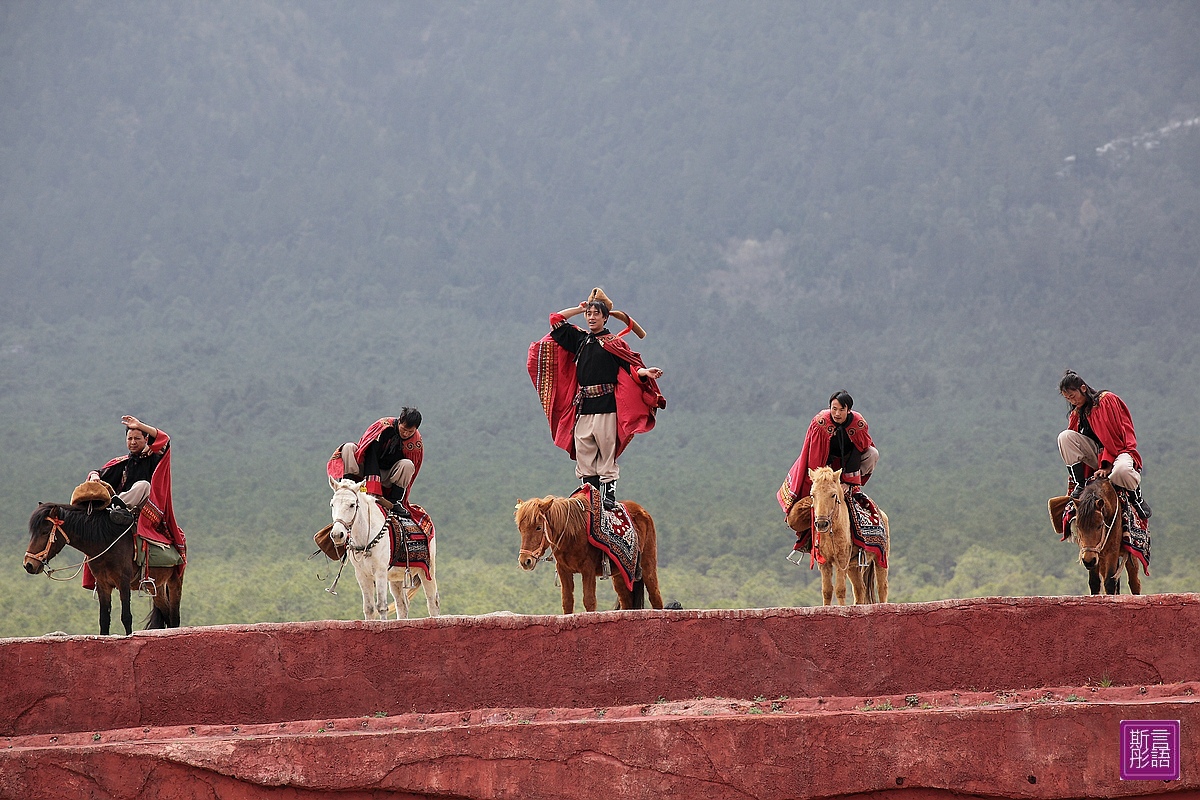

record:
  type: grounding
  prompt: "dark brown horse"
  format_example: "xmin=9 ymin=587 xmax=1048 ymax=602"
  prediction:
xmin=515 ymin=494 xmax=663 ymax=614
xmin=24 ymin=502 xmax=184 ymax=634
xmin=1069 ymin=477 xmax=1142 ymax=596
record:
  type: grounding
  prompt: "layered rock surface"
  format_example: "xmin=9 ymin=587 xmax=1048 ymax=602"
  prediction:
xmin=1 ymin=596 xmax=1196 ymax=798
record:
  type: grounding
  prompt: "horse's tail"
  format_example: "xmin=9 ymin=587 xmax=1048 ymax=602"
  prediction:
xmin=631 ymin=578 xmax=645 ymax=610
xmin=862 ymin=560 xmax=878 ymax=604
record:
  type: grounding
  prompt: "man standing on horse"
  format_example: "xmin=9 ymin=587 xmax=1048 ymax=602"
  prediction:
xmin=778 ymin=391 xmax=880 ymax=515
xmin=328 ymin=408 xmax=423 ymax=517
xmin=85 ymin=414 xmax=186 ymax=568
xmin=1057 ymin=370 xmax=1151 ymax=518
xmin=529 ymin=288 xmax=665 ymax=510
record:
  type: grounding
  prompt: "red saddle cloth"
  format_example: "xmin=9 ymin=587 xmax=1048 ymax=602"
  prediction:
xmin=571 ymin=485 xmax=639 ymax=592
xmin=382 ymin=502 xmax=435 ymax=581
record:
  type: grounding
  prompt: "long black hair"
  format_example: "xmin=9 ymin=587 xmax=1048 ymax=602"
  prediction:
xmin=1058 ymin=370 xmax=1100 ymax=413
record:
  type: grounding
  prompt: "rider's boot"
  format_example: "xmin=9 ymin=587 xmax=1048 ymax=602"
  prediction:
xmin=1128 ymin=485 xmax=1153 ymax=519
xmin=602 ymin=481 xmax=618 ymax=511
xmin=388 ymin=485 xmax=412 ymax=518
xmin=1067 ymin=462 xmax=1088 ymax=499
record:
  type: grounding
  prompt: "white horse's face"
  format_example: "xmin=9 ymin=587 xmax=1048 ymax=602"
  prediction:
xmin=329 ymin=479 xmax=364 ymax=546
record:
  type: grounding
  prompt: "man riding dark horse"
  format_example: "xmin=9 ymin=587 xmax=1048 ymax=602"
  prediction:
xmin=84 ymin=415 xmax=187 ymax=583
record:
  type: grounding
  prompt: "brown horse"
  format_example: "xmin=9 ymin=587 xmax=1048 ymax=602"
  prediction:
xmin=515 ymin=494 xmax=663 ymax=614
xmin=1067 ymin=477 xmax=1142 ymax=596
xmin=23 ymin=502 xmax=184 ymax=634
xmin=805 ymin=467 xmax=889 ymax=605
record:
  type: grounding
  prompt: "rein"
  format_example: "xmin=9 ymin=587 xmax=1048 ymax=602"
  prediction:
xmin=1079 ymin=494 xmax=1124 ymax=576
xmin=522 ymin=499 xmax=586 ymax=562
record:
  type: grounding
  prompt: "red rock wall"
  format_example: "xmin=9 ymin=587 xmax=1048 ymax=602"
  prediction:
xmin=1 ymin=595 xmax=1197 ymax=799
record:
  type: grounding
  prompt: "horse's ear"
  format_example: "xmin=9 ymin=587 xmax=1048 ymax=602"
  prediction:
xmin=329 ymin=475 xmax=338 ymax=491
xmin=807 ymin=468 xmax=817 ymax=480
xmin=832 ymin=469 xmax=843 ymax=481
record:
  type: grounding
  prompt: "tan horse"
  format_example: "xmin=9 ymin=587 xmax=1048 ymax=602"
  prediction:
xmin=805 ymin=466 xmax=889 ymax=605
xmin=515 ymin=494 xmax=662 ymax=614
xmin=1054 ymin=477 xmax=1141 ymax=596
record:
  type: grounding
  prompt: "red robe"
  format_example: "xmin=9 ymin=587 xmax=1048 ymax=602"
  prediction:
xmin=1069 ymin=391 xmax=1142 ymax=474
xmin=777 ymin=410 xmax=874 ymax=513
xmin=528 ymin=325 xmax=666 ymax=460
xmin=85 ymin=430 xmax=186 ymax=589
xmin=326 ymin=419 xmax=424 ymax=513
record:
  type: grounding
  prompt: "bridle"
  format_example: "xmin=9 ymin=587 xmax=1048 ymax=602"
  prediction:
xmin=331 ymin=488 xmax=387 ymax=556
xmin=25 ymin=513 xmax=71 ymax=565
xmin=1078 ymin=493 xmax=1122 ymax=568
xmin=518 ymin=499 xmax=585 ymax=566
xmin=812 ymin=487 xmax=842 ymax=534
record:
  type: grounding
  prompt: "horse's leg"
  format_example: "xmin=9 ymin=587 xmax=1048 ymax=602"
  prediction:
xmin=1104 ymin=572 xmax=1121 ymax=595
xmin=1087 ymin=568 xmax=1101 ymax=595
xmin=582 ymin=569 xmax=598 ymax=612
xmin=819 ymin=563 xmax=834 ymax=606
xmin=169 ymin=569 xmax=184 ymax=627
xmin=388 ymin=571 xmax=411 ymax=619
xmin=875 ymin=558 xmax=889 ymax=603
xmin=556 ymin=563 xmax=576 ymax=614
xmin=422 ymin=539 xmax=441 ymax=617
xmin=847 ymin=559 xmax=868 ymax=604
xmin=834 ymin=566 xmax=849 ymax=606
xmin=355 ymin=564 xmax=377 ymax=619
xmin=97 ymin=584 xmax=113 ymax=635
xmin=118 ymin=578 xmax=133 ymax=636
xmin=1123 ymin=556 xmax=1142 ymax=594
xmin=611 ymin=575 xmax=633 ymax=610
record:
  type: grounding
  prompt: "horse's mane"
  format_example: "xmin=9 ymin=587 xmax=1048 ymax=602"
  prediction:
xmin=809 ymin=466 xmax=839 ymax=489
xmin=1076 ymin=480 xmax=1114 ymax=525
xmin=516 ymin=495 xmax=589 ymax=541
xmin=29 ymin=501 xmax=123 ymax=546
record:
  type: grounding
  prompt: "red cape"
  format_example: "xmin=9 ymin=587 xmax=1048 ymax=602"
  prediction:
xmin=528 ymin=328 xmax=665 ymax=460
xmin=1069 ymin=391 xmax=1142 ymax=473
xmin=326 ymin=419 xmax=424 ymax=511
xmin=85 ymin=431 xmax=186 ymax=589
xmin=777 ymin=410 xmax=873 ymax=513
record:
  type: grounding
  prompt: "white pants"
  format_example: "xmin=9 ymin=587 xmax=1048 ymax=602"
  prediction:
xmin=1057 ymin=430 xmax=1140 ymax=491
xmin=118 ymin=480 xmax=151 ymax=508
xmin=574 ymin=413 xmax=619 ymax=483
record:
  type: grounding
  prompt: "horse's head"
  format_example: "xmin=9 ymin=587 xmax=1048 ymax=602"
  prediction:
xmin=808 ymin=467 xmax=844 ymax=534
xmin=1073 ymin=477 xmax=1120 ymax=569
xmin=24 ymin=503 xmax=70 ymax=574
xmin=329 ymin=477 xmax=365 ymax=548
xmin=514 ymin=497 xmax=553 ymax=570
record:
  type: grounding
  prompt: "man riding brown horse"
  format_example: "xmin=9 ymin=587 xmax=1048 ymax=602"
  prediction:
xmin=529 ymin=288 xmax=665 ymax=510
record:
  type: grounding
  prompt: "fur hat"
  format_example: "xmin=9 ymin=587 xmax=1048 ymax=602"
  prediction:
xmin=71 ymin=480 xmax=113 ymax=506
xmin=587 ymin=287 xmax=613 ymax=312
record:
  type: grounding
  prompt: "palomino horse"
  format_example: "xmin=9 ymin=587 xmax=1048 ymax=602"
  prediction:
xmin=1065 ymin=477 xmax=1142 ymax=596
xmin=805 ymin=466 xmax=889 ymax=605
xmin=515 ymin=494 xmax=662 ymax=614
xmin=328 ymin=478 xmax=440 ymax=619
xmin=23 ymin=502 xmax=183 ymax=634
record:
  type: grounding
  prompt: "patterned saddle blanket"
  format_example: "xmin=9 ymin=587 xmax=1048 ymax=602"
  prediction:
xmin=384 ymin=503 xmax=435 ymax=581
xmin=572 ymin=485 xmax=639 ymax=592
xmin=794 ymin=487 xmax=888 ymax=570
xmin=1060 ymin=490 xmax=1150 ymax=575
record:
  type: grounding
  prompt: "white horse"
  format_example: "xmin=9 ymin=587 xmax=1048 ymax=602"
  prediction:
xmin=328 ymin=477 xmax=440 ymax=619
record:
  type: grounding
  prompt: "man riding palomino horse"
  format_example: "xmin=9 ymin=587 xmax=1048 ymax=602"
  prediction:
xmin=529 ymin=288 xmax=665 ymax=509
xmin=84 ymin=415 xmax=187 ymax=583
xmin=1057 ymin=370 xmax=1151 ymax=519
xmin=327 ymin=408 xmax=423 ymax=517
xmin=778 ymin=391 xmax=880 ymax=562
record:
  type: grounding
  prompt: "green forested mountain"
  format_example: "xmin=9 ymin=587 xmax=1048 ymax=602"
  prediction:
xmin=2 ymin=2 xmax=1198 ymax=636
